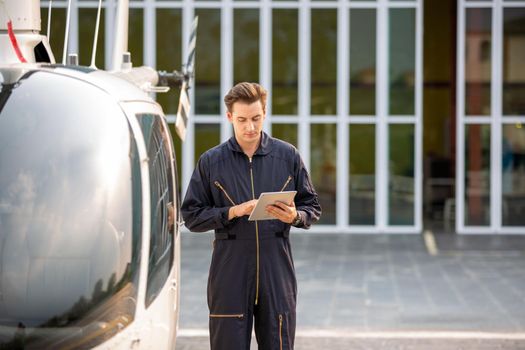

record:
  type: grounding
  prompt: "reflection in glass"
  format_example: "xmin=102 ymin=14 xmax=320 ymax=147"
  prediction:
xmin=503 ymin=9 xmax=525 ymax=116
xmin=156 ymin=9 xmax=182 ymax=115
xmin=272 ymin=9 xmax=298 ymax=115
xmin=465 ymin=124 xmax=491 ymax=226
xmin=349 ymin=124 xmax=375 ymax=225
xmin=0 ymin=71 xmax=140 ymax=348
xmin=40 ymin=7 xmax=66 ymax=60
xmin=234 ymin=9 xmax=259 ymax=84
xmin=350 ymin=9 xmax=376 ymax=115
xmin=389 ymin=124 xmax=415 ymax=225
xmin=272 ymin=123 xmax=298 ymax=148
xmin=79 ymin=8 xmax=105 ymax=68
xmin=465 ymin=8 xmax=492 ymax=116
xmin=502 ymin=124 xmax=525 ymax=226
xmin=389 ymin=9 xmax=415 ymax=115
xmin=137 ymin=115 xmax=175 ymax=307
xmin=311 ymin=124 xmax=337 ymax=225
xmin=195 ymin=9 xmax=221 ymax=115
xmin=169 ymin=123 xmax=183 ymax=193
xmin=311 ymin=9 xmax=337 ymax=115
xmin=195 ymin=123 xmax=221 ymax=165
xmin=129 ymin=9 xmax=144 ymax=67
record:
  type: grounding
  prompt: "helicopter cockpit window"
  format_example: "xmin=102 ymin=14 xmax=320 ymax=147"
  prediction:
xmin=0 ymin=71 xmax=142 ymax=349
xmin=136 ymin=114 xmax=176 ymax=307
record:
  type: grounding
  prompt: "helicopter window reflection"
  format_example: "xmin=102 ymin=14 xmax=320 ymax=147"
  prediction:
xmin=137 ymin=114 xmax=175 ymax=307
xmin=0 ymin=70 xmax=142 ymax=349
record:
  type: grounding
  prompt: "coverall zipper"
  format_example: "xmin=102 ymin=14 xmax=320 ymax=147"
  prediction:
xmin=209 ymin=314 xmax=244 ymax=319
xmin=279 ymin=314 xmax=283 ymax=350
xmin=280 ymin=175 xmax=292 ymax=192
xmin=249 ymin=157 xmax=260 ymax=305
xmin=214 ymin=181 xmax=237 ymax=206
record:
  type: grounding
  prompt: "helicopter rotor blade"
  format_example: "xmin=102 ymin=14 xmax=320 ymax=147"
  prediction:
xmin=175 ymin=82 xmax=190 ymax=141
xmin=174 ymin=16 xmax=198 ymax=141
xmin=185 ymin=16 xmax=198 ymax=85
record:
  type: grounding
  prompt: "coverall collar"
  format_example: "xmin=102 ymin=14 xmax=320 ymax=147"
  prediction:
xmin=227 ymin=131 xmax=272 ymax=156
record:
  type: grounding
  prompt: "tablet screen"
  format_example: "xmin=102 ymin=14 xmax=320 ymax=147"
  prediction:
xmin=248 ymin=191 xmax=297 ymax=221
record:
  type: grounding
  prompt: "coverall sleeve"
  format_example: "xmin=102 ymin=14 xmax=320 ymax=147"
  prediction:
xmin=181 ymin=155 xmax=231 ymax=232
xmin=294 ymin=152 xmax=322 ymax=229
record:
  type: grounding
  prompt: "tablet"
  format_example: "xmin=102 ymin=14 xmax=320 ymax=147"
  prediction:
xmin=248 ymin=191 xmax=297 ymax=221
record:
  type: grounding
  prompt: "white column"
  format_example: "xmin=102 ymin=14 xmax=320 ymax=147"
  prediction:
xmin=69 ymin=0 xmax=79 ymax=59
xmin=221 ymin=1 xmax=233 ymax=142
xmin=337 ymin=1 xmax=349 ymax=228
xmin=105 ymin=0 xmax=115 ymax=68
xmin=144 ymin=0 xmax=155 ymax=67
xmin=491 ymin=0 xmax=503 ymax=232
xmin=456 ymin=0 xmax=465 ymax=233
xmin=298 ymin=1 xmax=310 ymax=169
xmin=261 ymin=0 xmax=272 ymax=133
xmin=376 ymin=0 xmax=388 ymax=232
xmin=414 ymin=0 xmax=423 ymax=232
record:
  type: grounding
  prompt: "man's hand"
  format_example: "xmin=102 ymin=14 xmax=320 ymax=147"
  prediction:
xmin=265 ymin=201 xmax=297 ymax=224
xmin=228 ymin=199 xmax=258 ymax=220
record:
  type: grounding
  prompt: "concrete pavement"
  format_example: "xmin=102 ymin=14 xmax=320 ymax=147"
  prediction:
xmin=175 ymin=232 xmax=525 ymax=349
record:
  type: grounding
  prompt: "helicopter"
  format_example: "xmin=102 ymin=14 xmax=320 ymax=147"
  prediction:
xmin=0 ymin=0 xmax=196 ymax=348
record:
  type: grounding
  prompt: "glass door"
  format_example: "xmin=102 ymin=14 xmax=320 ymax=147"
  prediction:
xmin=457 ymin=0 xmax=525 ymax=233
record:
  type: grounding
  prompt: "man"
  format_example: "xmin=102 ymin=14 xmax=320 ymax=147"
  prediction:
xmin=181 ymin=82 xmax=321 ymax=350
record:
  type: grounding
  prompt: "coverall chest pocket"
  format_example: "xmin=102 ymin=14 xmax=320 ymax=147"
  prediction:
xmin=213 ymin=180 xmax=237 ymax=206
xmin=278 ymin=174 xmax=294 ymax=192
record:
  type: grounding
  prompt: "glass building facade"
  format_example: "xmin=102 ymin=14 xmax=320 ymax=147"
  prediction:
xmin=41 ymin=0 xmax=525 ymax=234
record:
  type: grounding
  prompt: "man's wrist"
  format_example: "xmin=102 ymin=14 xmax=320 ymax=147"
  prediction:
xmin=228 ymin=206 xmax=237 ymax=220
xmin=291 ymin=212 xmax=301 ymax=226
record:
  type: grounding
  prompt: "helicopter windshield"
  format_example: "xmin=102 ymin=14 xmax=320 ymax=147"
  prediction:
xmin=0 ymin=70 xmax=142 ymax=349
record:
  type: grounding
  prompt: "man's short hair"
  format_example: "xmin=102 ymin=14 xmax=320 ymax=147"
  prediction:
xmin=224 ymin=82 xmax=267 ymax=113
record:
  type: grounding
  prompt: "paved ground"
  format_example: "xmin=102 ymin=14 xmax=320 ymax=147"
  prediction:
xmin=175 ymin=232 xmax=525 ymax=349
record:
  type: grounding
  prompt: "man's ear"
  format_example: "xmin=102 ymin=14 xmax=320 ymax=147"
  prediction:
xmin=227 ymin=111 xmax=233 ymax=123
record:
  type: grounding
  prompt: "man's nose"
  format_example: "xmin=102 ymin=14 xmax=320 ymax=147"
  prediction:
xmin=247 ymin=122 xmax=255 ymax=131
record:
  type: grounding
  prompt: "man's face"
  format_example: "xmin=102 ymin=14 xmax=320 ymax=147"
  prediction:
xmin=227 ymin=101 xmax=266 ymax=146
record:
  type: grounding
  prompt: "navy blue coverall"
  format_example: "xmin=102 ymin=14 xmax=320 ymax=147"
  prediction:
xmin=181 ymin=132 xmax=321 ymax=350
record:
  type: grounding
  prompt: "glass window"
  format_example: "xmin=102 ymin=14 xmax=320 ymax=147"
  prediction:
xmin=195 ymin=123 xmax=221 ymax=165
xmin=195 ymin=9 xmax=221 ymax=115
xmin=156 ymin=9 xmax=182 ymax=115
xmin=389 ymin=9 xmax=416 ymax=115
xmin=137 ymin=114 xmax=175 ymax=307
xmin=311 ymin=124 xmax=337 ymax=225
xmin=389 ymin=124 xmax=415 ymax=225
xmin=465 ymin=124 xmax=491 ymax=226
xmin=234 ymin=9 xmax=260 ymax=84
xmin=311 ymin=9 xmax=337 ymax=115
xmin=0 ymin=71 xmax=141 ymax=348
xmin=78 ymin=8 xmax=105 ymax=68
xmin=502 ymin=124 xmax=525 ymax=226
xmin=272 ymin=9 xmax=298 ymax=115
xmin=350 ymin=9 xmax=376 ymax=116
xmin=503 ymin=8 xmax=525 ymax=116
xmin=349 ymin=124 xmax=376 ymax=225
xmin=465 ymin=8 xmax=492 ymax=116
xmin=272 ymin=123 xmax=298 ymax=148
xmin=129 ymin=9 xmax=144 ymax=67
xmin=40 ymin=7 xmax=66 ymax=61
